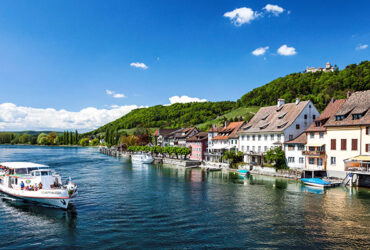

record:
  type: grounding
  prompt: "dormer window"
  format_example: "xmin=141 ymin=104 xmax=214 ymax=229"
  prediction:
xmin=243 ymin=125 xmax=252 ymax=131
xmin=277 ymin=122 xmax=288 ymax=129
xmin=261 ymin=114 xmax=269 ymax=120
xmin=352 ymin=114 xmax=362 ymax=120
xmin=315 ymin=121 xmax=321 ymax=127
xmin=259 ymin=123 xmax=269 ymax=130
xmin=278 ymin=112 xmax=287 ymax=119
xmin=336 ymin=115 xmax=344 ymax=121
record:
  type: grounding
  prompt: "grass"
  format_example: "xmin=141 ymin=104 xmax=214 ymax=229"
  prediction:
xmin=197 ymin=106 xmax=260 ymax=131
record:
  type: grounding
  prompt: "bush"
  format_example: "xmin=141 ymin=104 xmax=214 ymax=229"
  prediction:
xmin=265 ymin=147 xmax=288 ymax=170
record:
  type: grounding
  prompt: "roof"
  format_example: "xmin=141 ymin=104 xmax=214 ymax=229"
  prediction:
xmin=169 ymin=127 xmax=198 ymax=139
xmin=186 ymin=132 xmax=208 ymax=142
xmin=325 ymin=90 xmax=370 ymax=127
xmin=213 ymin=121 xmax=245 ymax=140
xmin=0 ymin=162 xmax=49 ymax=169
xmin=284 ymin=133 xmax=307 ymax=144
xmin=306 ymin=99 xmax=346 ymax=132
xmin=345 ymin=155 xmax=370 ymax=162
xmin=208 ymin=127 xmax=223 ymax=133
xmin=153 ymin=128 xmax=178 ymax=137
xmin=240 ymin=100 xmax=311 ymax=133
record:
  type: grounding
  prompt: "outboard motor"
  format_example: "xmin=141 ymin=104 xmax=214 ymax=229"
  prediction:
xmin=66 ymin=177 xmax=78 ymax=197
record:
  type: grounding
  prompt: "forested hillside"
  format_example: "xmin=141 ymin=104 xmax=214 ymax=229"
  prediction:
xmin=237 ymin=61 xmax=370 ymax=111
xmin=89 ymin=101 xmax=236 ymax=135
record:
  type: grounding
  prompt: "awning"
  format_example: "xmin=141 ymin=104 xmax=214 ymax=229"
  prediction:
xmin=226 ymin=145 xmax=236 ymax=149
xmin=305 ymin=143 xmax=324 ymax=147
xmin=345 ymin=155 xmax=370 ymax=162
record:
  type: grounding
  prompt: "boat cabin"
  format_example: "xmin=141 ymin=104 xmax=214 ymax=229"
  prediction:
xmin=0 ymin=162 xmax=62 ymax=191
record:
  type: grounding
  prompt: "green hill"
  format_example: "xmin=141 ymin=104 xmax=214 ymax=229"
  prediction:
xmin=237 ymin=61 xmax=370 ymax=111
xmin=88 ymin=101 xmax=236 ymax=135
xmin=88 ymin=60 xmax=369 ymax=135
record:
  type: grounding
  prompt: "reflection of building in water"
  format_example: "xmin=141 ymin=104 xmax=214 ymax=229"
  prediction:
xmin=302 ymin=187 xmax=369 ymax=246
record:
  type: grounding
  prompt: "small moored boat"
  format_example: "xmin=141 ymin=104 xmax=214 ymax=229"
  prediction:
xmin=238 ymin=169 xmax=250 ymax=179
xmin=301 ymin=178 xmax=331 ymax=188
xmin=0 ymin=162 xmax=78 ymax=209
xmin=131 ymin=153 xmax=153 ymax=164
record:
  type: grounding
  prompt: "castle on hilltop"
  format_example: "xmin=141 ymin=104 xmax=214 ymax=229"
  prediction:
xmin=305 ymin=62 xmax=335 ymax=73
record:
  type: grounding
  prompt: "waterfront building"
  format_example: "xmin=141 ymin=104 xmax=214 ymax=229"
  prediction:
xmin=168 ymin=127 xmax=199 ymax=147
xmin=284 ymin=133 xmax=306 ymax=169
xmin=324 ymin=90 xmax=370 ymax=178
xmin=239 ymin=98 xmax=320 ymax=166
xmin=305 ymin=62 xmax=335 ymax=73
xmin=185 ymin=132 xmax=208 ymax=161
xmin=153 ymin=128 xmax=179 ymax=147
xmin=205 ymin=121 xmax=245 ymax=163
xmin=303 ymin=98 xmax=346 ymax=171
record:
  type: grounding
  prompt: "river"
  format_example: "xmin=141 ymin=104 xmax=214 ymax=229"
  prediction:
xmin=0 ymin=145 xmax=369 ymax=249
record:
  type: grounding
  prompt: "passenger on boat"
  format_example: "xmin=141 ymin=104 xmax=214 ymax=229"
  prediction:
xmin=38 ymin=183 xmax=43 ymax=189
xmin=54 ymin=178 xmax=60 ymax=188
xmin=20 ymin=181 xmax=25 ymax=190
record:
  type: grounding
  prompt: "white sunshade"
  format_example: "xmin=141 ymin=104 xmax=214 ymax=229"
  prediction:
xmin=226 ymin=145 xmax=236 ymax=149
xmin=210 ymin=144 xmax=228 ymax=150
xmin=0 ymin=162 xmax=49 ymax=169
xmin=305 ymin=143 xmax=324 ymax=147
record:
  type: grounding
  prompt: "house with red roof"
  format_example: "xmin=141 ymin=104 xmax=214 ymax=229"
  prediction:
xmin=205 ymin=121 xmax=245 ymax=163
xmin=186 ymin=132 xmax=208 ymax=161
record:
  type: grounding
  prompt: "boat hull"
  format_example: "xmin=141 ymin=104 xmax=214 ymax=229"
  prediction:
xmin=301 ymin=182 xmax=329 ymax=189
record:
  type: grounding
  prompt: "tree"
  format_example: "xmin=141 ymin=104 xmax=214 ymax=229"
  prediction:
xmin=223 ymin=150 xmax=243 ymax=168
xmin=90 ymin=138 xmax=99 ymax=146
xmin=265 ymin=147 xmax=287 ymax=170
xmin=79 ymin=138 xmax=90 ymax=146
xmin=37 ymin=133 xmax=47 ymax=144
xmin=19 ymin=133 xmax=31 ymax=144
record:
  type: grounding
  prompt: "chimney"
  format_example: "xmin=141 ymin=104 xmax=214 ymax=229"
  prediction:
xmin=347 ymin=91 xmax=352 ymax=99
xmin=295 ymin=98 xmax=300 ymax=105
xmin=277 ymin=99 xmax=285 ymax=108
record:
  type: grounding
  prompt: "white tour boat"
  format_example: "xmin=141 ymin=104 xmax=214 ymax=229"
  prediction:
xmin=0 ymin=162 xmax=78 ymax=209
xmin=131 ymin=153 xmax=154 ymax=164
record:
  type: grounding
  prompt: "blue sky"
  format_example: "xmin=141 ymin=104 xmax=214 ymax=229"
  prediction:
xmin=0 ymin=0 xmax=369 ymax=131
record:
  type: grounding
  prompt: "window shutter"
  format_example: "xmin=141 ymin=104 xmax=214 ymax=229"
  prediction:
xmin=341 ymin=139 xmax=347 ymax=150
xmin=367 ymin=127 xmax=369 ymax=135
xmin=352 ymin=139 xmax=358 ymax=151
xmin=331 ymin=139 xmax=336 ymax=150
xmin=366 ymin=144 xmax=370 ymax=152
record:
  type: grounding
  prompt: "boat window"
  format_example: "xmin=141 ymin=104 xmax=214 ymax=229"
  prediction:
xmin=41 ymin=171 xmax=49 ymax=176
xmin=36 ymin=171 xmax=41 ymax=176
xmin=15 ymin=168 xmax=28 ymax=175
xmin=27 ymin=168 xmax=38 ymax=173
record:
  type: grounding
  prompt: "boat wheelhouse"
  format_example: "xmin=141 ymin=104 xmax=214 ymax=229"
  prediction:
xmin=0 ymin=162 xmax=77 ymax=209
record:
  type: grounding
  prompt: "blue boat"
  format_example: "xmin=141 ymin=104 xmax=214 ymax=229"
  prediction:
xmin=238 ymin=170 xmax=249 ymax=179
xmin=301 ymin=178 xmax=331 ymax=188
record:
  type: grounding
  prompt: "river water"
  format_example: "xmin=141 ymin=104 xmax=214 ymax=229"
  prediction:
xmin=0 ymin=145 xmax=369 ymax=249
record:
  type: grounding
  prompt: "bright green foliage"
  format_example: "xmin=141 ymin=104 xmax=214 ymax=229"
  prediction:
xmin=223 ymin=151 xmax=243 ymax=168
xmin=87 ymin=101 xmax=236 ymax=135
xmin=238 ymin=61 xmax=370 ymax=111
xmin=128 ymin=146 xmax=191 ymax=159
xmin=79 ymin=138 xmax=90 ymax=146
xmin=90 ymin=138 xmax=100 ymax=146
xmin=18 ymin=133 xmax=31 ymax=144
xmin=265 ymin=147 xmax=288 ymax=170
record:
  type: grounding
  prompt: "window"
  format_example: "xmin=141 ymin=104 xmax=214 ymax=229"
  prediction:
xmin=310 ymin=132 xmax=314 ymax=139
xmin=252 ymin=135 xmax=255 ymax=141
xmin=247 ymin=135 xmax=250 ymax=141
xmin=315 ymin=121 xmax=321 ymax=127
xmin=331 ymin=139 xmax=336 ymax=150
xmin=336 ymin=115 xmax=344 ymax=121
xmin=317 ymin=158 xmax=323 ymax=166
xmin=309 ymin=105 xmax=312 ymax=108
xmin=366 ymin=127 xmax=369 ymax=135
xmin=247 ymin=146 xmax=250 ymax=151
xmin=241 ymin=146 xmax=244 ymax=152
xmin=296 ymin=124 xmax=300 ymax=129
xmin=258 ymin=135 xmax=261 ymax=141
xmin=304 ymin=114 xmax=308 ymax=119
xmin=331 ymin=157 xmax=336 ymax=165
xmin=299 ymin=157 xmax=304 ymax=164
xmin=288 ymin=144 xmax=295 ymax=151
xmin=36 ymin=172 xmax=40 ymax=176
xmin=264 ymin=146 xmax=267 ymax=152
xmin=309 ymin=158 xmax=315 ymax=165
xmin=271 ymin=134 xmax=274 ymax=140
xmin=264 ymin=135 xmax=268 ymax=140
xmin=352 ymin=113 xmax=364 ymax=120
xmin=313 ymin=115 xmax=316 ymax=120
xmin=288 ymin=157 xmax=295 ymax=163
xmin=366 ymin=144 xmax=370 ymax=152
xmin=352 ymin=139 xmax=358 ymax=151
xmin=277 ymin=134 xmax=281 ymax=141
xmin=298 ymin=145 xmax=304 ymax=151
xmin=341 ymin=139 xmax=347 ymax=150
xmin=242 ymin=136 xmax=245 ymax=141
xmin=258 ymin=146 xmax=261 ymax=152
xmin=289 ymin=135 xmax=293 ymax=140
xmin=319 ymin=132 xmax=324 ymax=139
xmin=252 ymin=146 xmax=255 ymax=151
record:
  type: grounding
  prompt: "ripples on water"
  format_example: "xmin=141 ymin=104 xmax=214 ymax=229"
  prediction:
xmin=0 ymin=145 xmax=369 ymax=249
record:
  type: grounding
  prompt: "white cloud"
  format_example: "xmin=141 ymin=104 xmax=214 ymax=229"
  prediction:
xmin=263 ymin=4 xmax=284 ymax=16
xmin=130 ymin=62 xmax=148 ymax=69
xmin=106 ymin=89 xmax=126 ymax=99
xmin=169 ymin=96 xmax=207 ymax=104
xmin=224 ymin=7 xmax=260 ymax=26
xmin=277 ymin=44 xmax=297 ymax=56
xmin=356 ymin=44 xmax=368 ymax=50
xmin=0 ymin=103 xmax=142 ymax=132
xmin=252 ymin=46 xmax=269 ymax=56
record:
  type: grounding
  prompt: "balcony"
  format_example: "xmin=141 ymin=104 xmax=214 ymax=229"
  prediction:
xmin=302 ymin=150 xmax=325 ymax=157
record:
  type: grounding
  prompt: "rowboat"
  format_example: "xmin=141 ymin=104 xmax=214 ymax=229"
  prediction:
xmin=301 ymin=178 xmax=331 ymax=188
